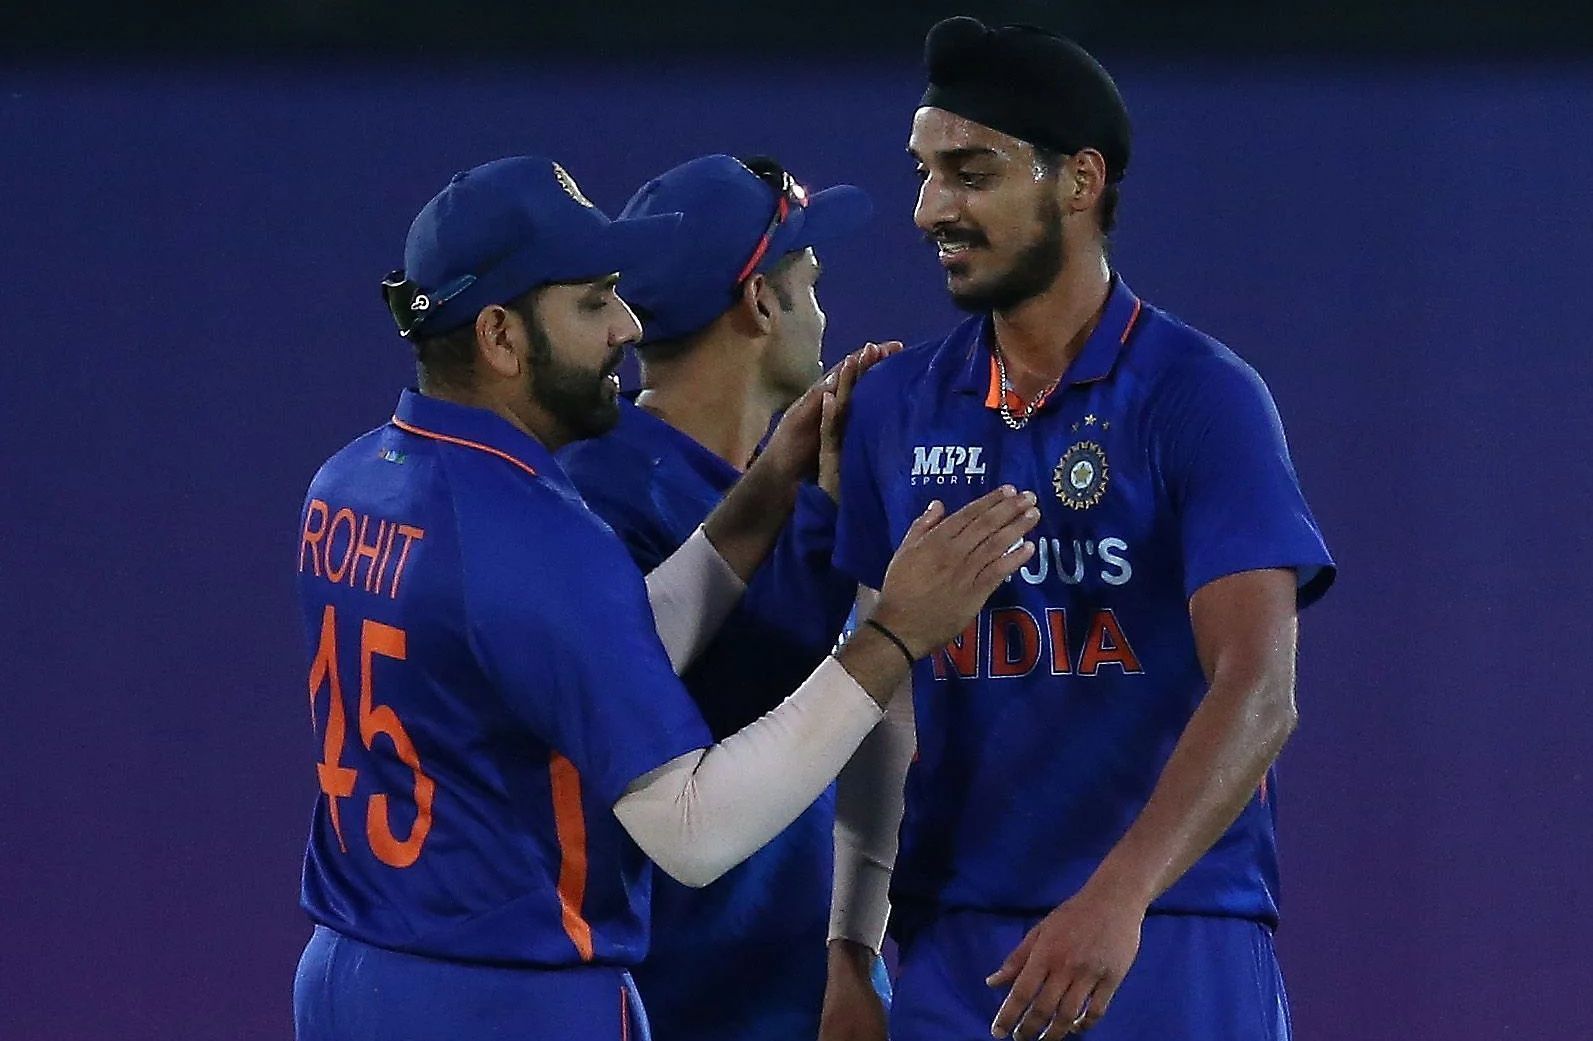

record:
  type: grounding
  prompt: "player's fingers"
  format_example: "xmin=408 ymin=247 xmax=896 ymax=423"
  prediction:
xmin=855 ymin=339 xmax=903 ymax=373
xmin=899 ymin=499 xmax=947 ymax=549
xmin=1048 ymin=975 xmax=1099 ymax=1037
xmin=969 ymin=505 xmax=1042 ymax=572
xmin=834 ymin=351 xmax=861 ymax=409
xmin=973 ymin=539 xmax=1035 ymax=591
xmin=1077 ymin=971 xmax=1122 ymax=1030
xmin=936 ymin=485 xmax=1022 ymax=543
xmin=986 ymin=928 xmax=1036 ymax=989
xmin=990 ymin=959 xmax=1049 ymax=1039
xmin=952 ymin=491 xmax=1039 ymax=556
xmin=1012 ymin=973 xmax=1071 ymax=1041
xmin=819 ymin=386 xmax=840 ymax=451
xmin=845 ymin=341 xmax=880 ymax=370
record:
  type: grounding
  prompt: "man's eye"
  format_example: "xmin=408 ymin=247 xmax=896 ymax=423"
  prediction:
xmin=959 ymin=171 xmax=990 ymax=188
xmin=582 ymin=297 xmax=610 ymax=312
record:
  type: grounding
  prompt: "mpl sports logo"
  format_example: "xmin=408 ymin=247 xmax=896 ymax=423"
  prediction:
xmin=909 ymin=445 xmax=989 ymax=486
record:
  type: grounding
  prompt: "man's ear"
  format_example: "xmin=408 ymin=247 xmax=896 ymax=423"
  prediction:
xmin=1063 ymin=148 xmax=1108 ymax=219
xmin=474 ymin=305 xmax=522 ymax=379
xmin=730 ymin=274 xmax=777 ymax=336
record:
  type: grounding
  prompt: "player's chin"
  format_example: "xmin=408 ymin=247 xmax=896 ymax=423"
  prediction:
xmin=942 ymin=256 xmax=981 ymax=287
xmin=578 ymin=401 xmax=621 ymax=440
xmin=943 ymin=272 xmax=994 ymax=312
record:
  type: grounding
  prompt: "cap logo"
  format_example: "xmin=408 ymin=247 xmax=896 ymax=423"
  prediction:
xmin=410 ymin=294 xmax=431 ymax=312
xmin=552 ymin=163 xmax=595 ymax=208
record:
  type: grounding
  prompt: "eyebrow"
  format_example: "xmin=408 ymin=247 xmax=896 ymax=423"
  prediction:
xmin=907 ymin=146 xmax=1001 ymax=164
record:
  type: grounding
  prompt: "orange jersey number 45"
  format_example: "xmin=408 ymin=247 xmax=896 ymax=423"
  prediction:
xmin=307 ymin=605 xmax=435 ymax=868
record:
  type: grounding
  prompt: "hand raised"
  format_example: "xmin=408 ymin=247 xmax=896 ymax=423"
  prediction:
xmin=871 ymin=486 xmax=1041 ymax=658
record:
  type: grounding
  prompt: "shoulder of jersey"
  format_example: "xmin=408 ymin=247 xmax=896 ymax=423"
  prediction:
xmin=557 ymin=407 xmax=659 ymax=488
xmin=1122 ymin=300 xmax=1259 ymax=387
xmin=851 ymin=321 xmax=978 ymax=406
xmin=309 ymin=424 xmax=396 ymax=488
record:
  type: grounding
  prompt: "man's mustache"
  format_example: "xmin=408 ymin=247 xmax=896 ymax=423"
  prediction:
xmin=927 ymin=227 xmax=989 ymax=248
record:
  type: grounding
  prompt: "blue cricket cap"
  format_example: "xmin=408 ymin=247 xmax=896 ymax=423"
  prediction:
xmin=384 ymin=155 xmax=681 ymax=338
xmin=617 ymin=155 xmax=873 ymax=344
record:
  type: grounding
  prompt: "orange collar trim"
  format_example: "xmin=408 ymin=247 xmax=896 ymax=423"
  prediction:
xmin=391 ymin=416 xmax=540 ymax=480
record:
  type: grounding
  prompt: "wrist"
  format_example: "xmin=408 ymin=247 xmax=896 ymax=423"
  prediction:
xmin=827 ymin=937 xmax=878 ymax=969
xmin=835 ymin=627 xmax=912 ymax=709
xmin=748 ymin=439 xmax=809 ymax=494
xmin=1081 ymin=858 xmax=1156 ymax=911
xmin=864 ymin=604 xmax=925 ymax=661
xmin=862 ymin=618 xmax=916 ymax=666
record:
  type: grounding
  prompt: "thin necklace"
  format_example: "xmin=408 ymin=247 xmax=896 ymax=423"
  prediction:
xmin=994 ymin=346 xmax=1064 ymax=430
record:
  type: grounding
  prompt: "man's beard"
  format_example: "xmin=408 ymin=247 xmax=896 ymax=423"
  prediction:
xmin=948 ymin=195 xmax=1066 ymax=314
xmin=526 ymin=318 xmax=622 ymax=442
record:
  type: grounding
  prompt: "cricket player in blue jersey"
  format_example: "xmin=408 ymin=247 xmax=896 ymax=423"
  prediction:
xmin=291 ymin=153 xmax=1043 ymax=1041
xmin=559 ymin=153 xmax=889 ymax=1041
xmin=824 ymin=19 xmax=1337 ymax=1041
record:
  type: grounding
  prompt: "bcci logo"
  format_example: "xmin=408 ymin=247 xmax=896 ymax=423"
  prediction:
xmin=552 ymin=163 xmax=595 ymax=208
xmin=1053 ymin=440 xmax=1109 ymax=510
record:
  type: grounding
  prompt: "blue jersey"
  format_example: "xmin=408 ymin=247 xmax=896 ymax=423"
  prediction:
xmin=833 ymin=278 xmax=1335 ymax=928
xmin=559 ymin=397 xmax=855 ymax=1041
xmin=296 ymin=389 xmax=713 ymax=967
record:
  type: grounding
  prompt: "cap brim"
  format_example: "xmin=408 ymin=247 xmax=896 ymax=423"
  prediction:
xmin=557 ymin=211 xmax=683 ymax=283
xmin=786 ymin=184 xmax=873 ymax=250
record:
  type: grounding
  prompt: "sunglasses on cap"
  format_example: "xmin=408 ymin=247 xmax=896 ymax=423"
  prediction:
xmin=733 ymin=156 xmax=810 ymax=284
xmin=380 ymin=269 xmax=477 ymax=338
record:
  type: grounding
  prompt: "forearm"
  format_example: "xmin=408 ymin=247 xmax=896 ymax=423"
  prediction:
xmin=645 ymin=526 xmax=746 ymax=673
xmin=613 ymin=656 xmax=885 ymax=887
xmin=1089 ymin=674 xmax=1298 ymax=907
xmin=700 ymin=454 xmax=803 ymax=583
xmin=830 ymin=670 xmax=914 ymax=951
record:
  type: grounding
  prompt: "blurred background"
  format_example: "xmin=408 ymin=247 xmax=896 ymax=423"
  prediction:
xmin=2 ymin=2 xmax=1591 ymax=1038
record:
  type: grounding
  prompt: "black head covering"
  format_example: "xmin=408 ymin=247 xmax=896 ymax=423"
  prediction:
xmin=920 ymin=17 xmax=1132 ymax=182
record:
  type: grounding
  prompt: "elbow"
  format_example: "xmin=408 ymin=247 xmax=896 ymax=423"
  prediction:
xmin=650 ymin=849 xmax=729 ymax=889
xmin=1266 ymin=684 xmax=1299 ymax=748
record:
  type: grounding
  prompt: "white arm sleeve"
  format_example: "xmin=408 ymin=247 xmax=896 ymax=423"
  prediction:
xmin=644 ymin=526 xmax=746 ymax=674
xmin=829 ymin=586 xmax=915 ymax=951
xmin=613 ymin=655 xmax=884 ymax=888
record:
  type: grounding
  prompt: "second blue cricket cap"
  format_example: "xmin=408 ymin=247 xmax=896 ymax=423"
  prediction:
xmin=618 ymin=155 xmax=873 ymax=344
xmin=386 ymin=155 xmax=682 ymax=338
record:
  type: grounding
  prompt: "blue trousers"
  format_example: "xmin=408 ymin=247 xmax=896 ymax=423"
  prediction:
xmin=890 ymin=911 xmax=1290 ymax=1041
xmin=294 ymin=926 xmax=649 ymax=1041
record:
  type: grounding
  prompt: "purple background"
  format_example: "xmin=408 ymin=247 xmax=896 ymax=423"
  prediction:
xmin=2 ymin=58 xmax=1590 ymax=1039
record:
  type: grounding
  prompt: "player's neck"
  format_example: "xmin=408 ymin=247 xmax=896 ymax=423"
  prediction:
xmin=990 ymin=252 xmax=1112 ymax=399
xmin=636 ymin=337 xmax=777 ymax=472
xmin=420 ymin=381 xmax=564 ymax=449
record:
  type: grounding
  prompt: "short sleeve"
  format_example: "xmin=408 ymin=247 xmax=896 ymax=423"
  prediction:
xmin=832 ymin=390 xmax=894 ymax=592
xmin=458 ymin=480 xmax=713 ymax=807
xmin=1157 ymin=353 xmax=1336 ymax=607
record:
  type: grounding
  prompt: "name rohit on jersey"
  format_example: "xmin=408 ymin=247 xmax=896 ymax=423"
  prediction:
xmin=299 ymin=499 xmax=424 ymax=598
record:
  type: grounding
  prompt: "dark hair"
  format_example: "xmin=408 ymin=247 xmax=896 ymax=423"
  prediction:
xmin=413 ymin=286 xmax=539 ymax=391
xmin=1034 ymin=145 xmax=1119 ymax=236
